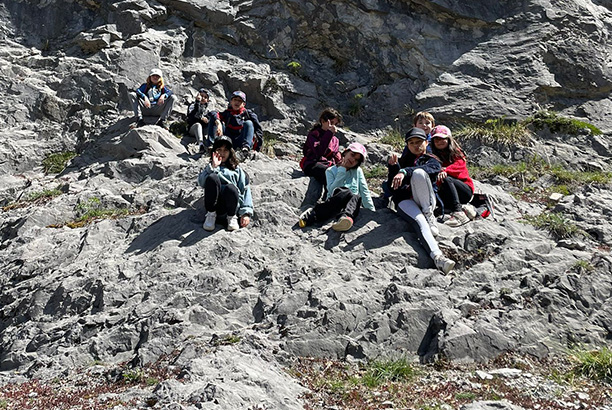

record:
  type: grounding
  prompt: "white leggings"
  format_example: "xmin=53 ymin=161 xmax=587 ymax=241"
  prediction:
xmin=396 ymin=169 xmax=441 ymax=260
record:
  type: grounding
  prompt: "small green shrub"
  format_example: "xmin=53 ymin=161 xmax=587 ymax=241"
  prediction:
xmin=569 ymin=346 xmax=612 ymax=382
xmin=378 ymin=129 xmax=404 ymax=151
xmin=348 ymin=93 xmax=364 ymax=116
xmin=28 ymin=189 xmax=62 ymax=201
xmin=455 ymin=392 xmax=477 ymax=400
xmin=169 ymin=120 xmax=188 ymax=138
xmin=43 ymin=151 xmax=76 ymax=174
xmin=0 ymin=399 xmax=7 ymax=409
xmin=456 ymin=117 xmax=532 ymax=146
xmin=48 ymin=197 xmax=133 ymax=228
xmin=122 ymin=369 xmax=144 ymax=384
xmin=526 ymin=110 xmax=602 ymax=136
xmin=571 ymin=260 xmax=595 ymax=273
xmin=523 ymin=212 xmax=584 ymax=239
xmin=360 ymin=357 xmax=415 ymax=388
xmin=262 ymin=131 xmax=279 ymax=158
xmin=364 ymin=164 xmax=388 ymax=180
xmin=287 ymin=61 xmax=302 ymax=75
xmin=213 ymin=334 xmax=241 ymax=346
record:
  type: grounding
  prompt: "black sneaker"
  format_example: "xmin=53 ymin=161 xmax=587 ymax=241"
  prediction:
xmin=198 ymin=144 xmax=207 ymax=153
xmin=237 ymin=146 xmax=250 ymax=162
xmin=299 ymin=208 xmax=316 ymax=228
xmin=155 ymin=119 xmax=168 ymax=129
xmin=135 ymin=118 xmax=146 ymax=128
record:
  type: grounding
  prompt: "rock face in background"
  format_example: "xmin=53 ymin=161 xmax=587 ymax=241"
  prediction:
xmin=0 ymin=0 xmax=611 ymax=408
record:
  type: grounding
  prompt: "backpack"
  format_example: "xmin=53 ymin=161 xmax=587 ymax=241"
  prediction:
xmin=469 ymin=192 xmax=495 ymax=219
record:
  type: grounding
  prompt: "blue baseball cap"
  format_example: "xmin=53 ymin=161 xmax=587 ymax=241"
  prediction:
xmin=231 ymin=91 xmax=246 ymax=102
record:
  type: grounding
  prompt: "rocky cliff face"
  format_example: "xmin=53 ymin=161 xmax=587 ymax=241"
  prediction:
xmin=0 ymin=0 xmax=611 ymax=409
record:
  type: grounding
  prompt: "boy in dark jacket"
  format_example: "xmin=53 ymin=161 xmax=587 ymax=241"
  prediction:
xmin=212 ymin=91 xmax=263 ymax=161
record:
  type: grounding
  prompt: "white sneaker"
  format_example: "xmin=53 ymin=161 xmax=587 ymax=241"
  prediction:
xmin=227 ymin=215 xmax=239 ymax=231
xmin=203 ymin=211 xmax=216 ymax=231
xmin=446 ymin=210 xmax=470 ymax=227
xmin=462 ymin=204 xmax=477 ymax=220
xmin=424 ymin=212 xmax=439 ymax=237
xmin=434 ymin=254 xmax=455 ymax=275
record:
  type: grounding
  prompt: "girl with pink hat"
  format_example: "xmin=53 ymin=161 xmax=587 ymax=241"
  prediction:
xmin=299 ymin=142 xmax=375 ymax=232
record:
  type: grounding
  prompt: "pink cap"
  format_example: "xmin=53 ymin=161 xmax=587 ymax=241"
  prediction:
xmin=344 ymin=142 xmax=367 ymax=159
xmin=432 ymin=125 xmax=452 ymax=139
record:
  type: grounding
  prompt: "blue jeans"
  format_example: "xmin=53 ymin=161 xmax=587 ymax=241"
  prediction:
xmin=232 ymin=120 xmax=254 ymax=150
xmin=207 ymin=120 xmax=254 ymax=150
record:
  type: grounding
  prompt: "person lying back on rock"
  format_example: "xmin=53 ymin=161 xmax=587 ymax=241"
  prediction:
xmin=387 ymin=127 xmax=456 ymax=274
xmin=128 ymin=68 xmax=176 ymax=129
xmin=211 ymin=90 xmax=263 ymax=162
xmin=299 ymin=107 xmax=343 ymax=197
xmin=187 ymin=88 xmax=216 ymax=153
xmin=430 ymin=125 xmax=474 ymax=227
xmin=299 ymin=142 xmax=375 ymax=232
xmin=198 ymin=136 xmax=253 ymax=232
xmin=380 ymin=110 xmax=436 ymax=206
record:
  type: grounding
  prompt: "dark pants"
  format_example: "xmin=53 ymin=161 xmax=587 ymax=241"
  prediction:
xmin=204 ymin=174 xmax=239 ymax=216
xmin=312 ymin=187 xmax=361 ymax=222
xmin=438 ymin=177 xmax=472 ymax=212
xmin=304 ymin=162 xmax=329 ymax=196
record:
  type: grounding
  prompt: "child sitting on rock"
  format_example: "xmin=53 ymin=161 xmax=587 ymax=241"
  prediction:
xmin=198 ymin=136 xmax=252 ymax=231
xmin=187 ymin=88 xmax=216 ymax=153
xmin=299 ymin=142 xmax=375 ymax=232
xmin=211 ymin=91 xmax=263 ymax=161
xmin=413 ymin=111 xmax=435 ymax=141
xmin=387 ymin=127 xmax=455 ymax=274
xmin=128 ymin=68 xmax=176 ymax=129
xmin=300 ymin=108 xmax=343 ymax=190
xmin=430 ymin=125 xmax=474 ymax=227
xmin=380 ymin=111 xmax=436 ymax=206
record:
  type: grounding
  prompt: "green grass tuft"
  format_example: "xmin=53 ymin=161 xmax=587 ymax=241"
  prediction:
xmin=456 ymin=117 xmax=533 ymax=146
xmin=523 ymin=212 xmax=584 ymax=239
xmin=360 ymin=357 xmax=416 ymax=388
xmin=378 ymin=129 xmax=404 ymax=151
xmin=348 ymin=93 xmax=364 ymax=116
xmin=43 ymin=151 xmax=76 ymax=174
xmin=569 ymin=346 xmax=612 ymax=383
xmin=526 ymin=110 xmax=602 ymax=136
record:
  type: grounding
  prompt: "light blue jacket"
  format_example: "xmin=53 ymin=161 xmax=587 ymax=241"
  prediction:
xmin=197 ymin=163 xmax=253 ymax=216
xmin=325 ymin=165 xmax=375 ymax=211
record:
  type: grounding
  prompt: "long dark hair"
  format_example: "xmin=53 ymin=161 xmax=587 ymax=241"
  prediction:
xmin=211 ymin=140 xmax=239 ymax=170
xmin=309 ymin=107 xmax=343 ymax=132
xmin=431 ymin=135 xmax=467 ymax=164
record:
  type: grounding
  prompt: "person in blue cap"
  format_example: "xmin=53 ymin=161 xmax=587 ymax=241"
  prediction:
xmin=211 ymin=90 xmax=263 ymax=161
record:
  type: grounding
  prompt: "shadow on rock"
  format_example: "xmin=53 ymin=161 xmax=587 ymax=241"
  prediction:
xmin=125 ymin=208 xmax=203 ymax=255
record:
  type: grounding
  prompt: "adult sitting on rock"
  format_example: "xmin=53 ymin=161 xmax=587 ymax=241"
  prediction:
xmin=128 ymin=68 xmax=176 ymax=129
xmin=187 ymin=88 xmax=216 ymax=153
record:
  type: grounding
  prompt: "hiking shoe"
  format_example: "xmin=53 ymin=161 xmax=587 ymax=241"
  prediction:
xmin=132 ymin=117 xmax=146 ymax=128
xmin=446 ymin=210 xmax=470 ymax=227
xmin=299 ymin=208 xmax=316 ymax=228
xmin=203 ymin=211 xmax=216 ymax=231
xmin=237 ymin=146 xmax=250 ymax=162
xmin=434 ymin=254 xmax=455 ymax=275
xmin=462 ymin=203 xmax=477 ymax=220
xmin=227 ymin=215 xmax=239 ymax=231
xmin=155 ymin=118 xmax=168 ymax=129
xmin=332 ymin=216 xmax=353 ymax=232
xmin=424 ymin=212 xmax=439 ymax=237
